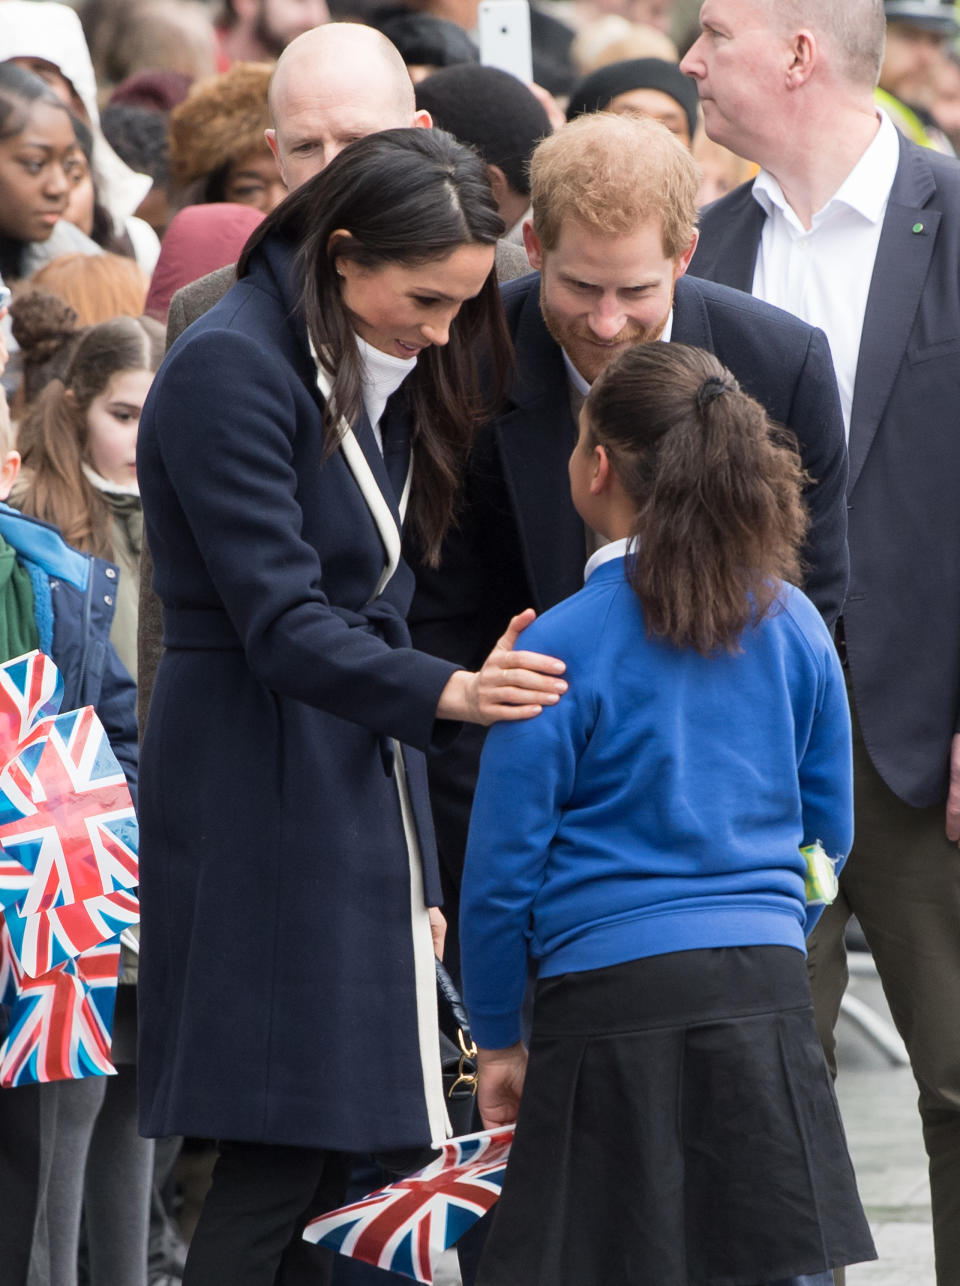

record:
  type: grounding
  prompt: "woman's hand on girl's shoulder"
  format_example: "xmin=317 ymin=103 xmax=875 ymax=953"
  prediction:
xmin=435 ymin=610 xmax=568 ymax=727
xmin=477 ymin=1042 xmax=528 ymax=1130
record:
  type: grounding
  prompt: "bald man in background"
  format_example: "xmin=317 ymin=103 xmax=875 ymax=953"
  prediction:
xmin=165 ymin=22 xmax=526 ymax=341
xmin=265 ymin=20 xmax=431 ymax=181
xmin=140 ymin=21 xmax=529 ymax=727
xmin=164 ymin=22 xmax=435 ymax=346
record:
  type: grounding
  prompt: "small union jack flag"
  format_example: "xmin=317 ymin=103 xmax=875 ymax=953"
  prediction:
xmin=0 ymin=926 xmax=119 ymax=1086
xmin=0 ymin=705 xmax=138 ymax=921
xmin=0 ymin=651 xmax=62 ymax=756
xmin=0 ymin=917 xmax=22 ymax=1014
xmin=303 ymin=1126 xmax=515 ymax=1283
xmin=4 ymin=887 xmax=139 ymax=978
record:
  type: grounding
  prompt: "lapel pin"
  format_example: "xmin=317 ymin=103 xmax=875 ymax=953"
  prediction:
xmin=912 ymin=222 xmax=924 ymax=234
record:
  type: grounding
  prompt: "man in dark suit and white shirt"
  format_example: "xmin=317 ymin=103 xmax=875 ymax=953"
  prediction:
xmin=411 ymin=113 xmax=849 ymax=994
xmin=682 ymin=0 xmax=960 ymax=1276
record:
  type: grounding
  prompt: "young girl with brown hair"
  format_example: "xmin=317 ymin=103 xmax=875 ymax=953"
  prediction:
xmin=460 ymin=342 xmax=876 ymax=1286
xmin=14 ymin=312 xmax=164 ymax=679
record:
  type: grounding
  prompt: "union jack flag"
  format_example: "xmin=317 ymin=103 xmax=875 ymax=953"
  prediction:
xmin=0 ymin=929 xmax=119 ymax=1086
xmin=0 ymin=651 xmax=138 ymax=1085
xmin=303 ymin=1126 xmax=515 ymax=1283
xmin=0 ymin=651 xmax=62 ymax=755
xmin=0 ymin=844 xmax=31 ymax=907
xmin=0 ymin=705 xmax=137 ymax=921
xmin=4 ymin=887 xmax=139 ymax=978
xmin=0 ymin=918 xmax=22 ymax=1014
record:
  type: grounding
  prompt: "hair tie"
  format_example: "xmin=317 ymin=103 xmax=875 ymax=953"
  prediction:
xmin=696 ymin=376 xmax=728 ymax=411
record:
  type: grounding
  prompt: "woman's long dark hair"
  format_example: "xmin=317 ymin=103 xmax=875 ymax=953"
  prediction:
xmin=0 ymin=63 xmax=72 ymax=281
xmin=584 ymin=343 xmax=809 ymax=655
xmin=238 ymin=127 xmax=512 ymax=566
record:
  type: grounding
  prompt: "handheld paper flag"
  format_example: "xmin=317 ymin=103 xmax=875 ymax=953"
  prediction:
xmin=0 ymin=925 xmax=119 ymax=1086
xmin=303 ymin=1126 xmax=514 ymax=1284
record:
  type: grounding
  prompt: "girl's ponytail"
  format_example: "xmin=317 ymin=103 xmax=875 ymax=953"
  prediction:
xmin=584 ymin=343 xmax=809 ymax=654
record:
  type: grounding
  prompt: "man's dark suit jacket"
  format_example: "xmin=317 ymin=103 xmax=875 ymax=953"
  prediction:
xmin=410 ymin=270 xmax=849 ymax=913
xmin=690 ymin=136 xmax=960 ymax=809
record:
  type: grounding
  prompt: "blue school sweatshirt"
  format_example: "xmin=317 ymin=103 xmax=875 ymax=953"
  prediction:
xmin=460 ymin=551 xmax=852 ymax=1050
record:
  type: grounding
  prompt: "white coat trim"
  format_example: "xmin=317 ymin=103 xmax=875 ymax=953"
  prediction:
xmin=311 ymin=346 xmax=412 ymax=601
xmin=395 ymin=740 xmax=450 ymax=1144
xmin=313 ymin=345 xmax=445 ymax=1140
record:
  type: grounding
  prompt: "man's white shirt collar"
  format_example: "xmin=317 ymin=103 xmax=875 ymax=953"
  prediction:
xmin=752 ymin=110 xmax=900 ymax=232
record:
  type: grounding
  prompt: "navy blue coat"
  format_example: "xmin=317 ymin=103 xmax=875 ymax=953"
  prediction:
xmin=691 ymin=136 xmax=960 ymax=808
xmin=136 ymin=234 xmax=459 ymax=1151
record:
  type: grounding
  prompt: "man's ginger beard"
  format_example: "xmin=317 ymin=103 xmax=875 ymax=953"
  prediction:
xmin=539 ymin=274 xmax=673 ymax=385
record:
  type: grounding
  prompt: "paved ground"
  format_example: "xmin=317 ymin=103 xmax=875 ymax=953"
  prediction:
xmin=836 ymin=960 xmax=935 ymax=1285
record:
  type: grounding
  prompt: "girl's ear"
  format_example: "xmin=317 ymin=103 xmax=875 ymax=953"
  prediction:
xmin=0 ymin=450 xmax=21 ymax=502
xmin=590 ymin=443 xmax=612 ymax=495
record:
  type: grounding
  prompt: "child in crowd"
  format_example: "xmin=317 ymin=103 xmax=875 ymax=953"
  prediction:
xmin=460 ymin=343 xmax=876 ymax=1286
xmin=7 ymin=313 xmax=159 ymax=1285
xmin=0 ymin=381 xmax=139 ymax=1285
xmin=14 ymin=312 xmax=163 ymax=681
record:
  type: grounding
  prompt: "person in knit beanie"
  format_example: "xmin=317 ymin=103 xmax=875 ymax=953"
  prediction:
xmin=566 ymin=56 xmax=699 ymax=147
xmin=168 ymin=62 xmax=286 ymax=213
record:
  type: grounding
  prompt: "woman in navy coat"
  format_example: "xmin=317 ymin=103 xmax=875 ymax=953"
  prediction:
xmin=135 ymin=129 xmax=567 ymax=1285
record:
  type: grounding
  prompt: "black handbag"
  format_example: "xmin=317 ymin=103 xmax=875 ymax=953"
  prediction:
xmin=436 ymin=958 xmax=479 ymax=1137
xmin=374 ymin=961 xmax=481 ymax=1178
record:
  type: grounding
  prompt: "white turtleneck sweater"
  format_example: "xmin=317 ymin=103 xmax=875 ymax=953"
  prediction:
xmin=355 ymin=335 xmax=418 ymax=450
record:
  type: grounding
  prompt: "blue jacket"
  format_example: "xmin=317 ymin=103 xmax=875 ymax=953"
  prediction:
xmin=460 ymin=556 xmax=853 ymax=1050
xmin=0 ymin=504 xmax=138 ymax=797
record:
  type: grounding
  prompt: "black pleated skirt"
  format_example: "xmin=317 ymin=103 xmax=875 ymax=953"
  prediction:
xmin=477 ymin=946 xmax=876 ymax=1286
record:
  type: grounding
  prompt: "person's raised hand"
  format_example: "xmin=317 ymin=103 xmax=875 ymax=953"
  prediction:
xmin=435 ymin=609 xmax=567 ymax=726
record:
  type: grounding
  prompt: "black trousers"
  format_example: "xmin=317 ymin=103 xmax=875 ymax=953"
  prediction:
xmin=182 ymin=1140 xmax=352 ymax=1286
xmin=0 ymin=1083 xmax=41 ymax=1286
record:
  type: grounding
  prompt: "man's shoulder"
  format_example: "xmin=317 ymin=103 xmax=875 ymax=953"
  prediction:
xmin=166 ymin=264 xmax=239 ymax=345
xmin=499 ymin=271 xmax=541 ymax=328
xmin=696 ymin=179 xmax=759 ymax=231
xmin=895 ymin=132 xmax=960 ymax=207
xmin=500 ymin=270 xmax=540 ymax=304
xmin=678 ymin=273 xmax=818 ymax=341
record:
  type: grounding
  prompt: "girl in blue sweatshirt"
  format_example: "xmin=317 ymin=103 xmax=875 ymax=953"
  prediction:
xmin=460 ymin=343 xmax=875 ymax=1286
